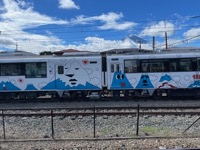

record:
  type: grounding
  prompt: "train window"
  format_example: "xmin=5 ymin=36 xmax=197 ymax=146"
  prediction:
xmin=179 ymin=59 xmax=192 ymax=71
xmin=196 ymin=58 xmax=200 ymax=71
xmin=111 ymin=64 xmax=114 ymax=73
xmin=149 ymin=60 xmax=164 ymax=72
xmin=116 ymin=64 xmax=120 ymax=72
xmin=25 ymin=62 xmax=47 ymax=78
xmin=124 ymin=60 xmax=137 ymax=73
xmin=141 ymin=61 xmax=149 ymax=72
xmin=0 ymin=63 xmax=25 ymax=76
xmin=58 ymin=66 xmax=64 ymax=74
xmin=169 ymin=61 xmax=177 ymax=72
xmin=90 ymin=61 xmax=97 ymax=64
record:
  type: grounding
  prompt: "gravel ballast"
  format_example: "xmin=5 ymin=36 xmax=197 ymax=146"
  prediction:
xmin=0 ymin=100 xmax=200 ymax=149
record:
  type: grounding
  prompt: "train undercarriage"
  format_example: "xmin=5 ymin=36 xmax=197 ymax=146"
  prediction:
xmin=1 ymin=88 xmax=200 ymax=101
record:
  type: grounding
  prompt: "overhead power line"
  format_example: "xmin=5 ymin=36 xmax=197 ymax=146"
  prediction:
xmin=155 ymin=34 xmax=200 ymax=49
xmin=1 ymin=14 xmax=200 ymax=33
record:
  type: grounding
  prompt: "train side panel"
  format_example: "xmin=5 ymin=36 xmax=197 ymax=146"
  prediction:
xmin=0 ymin=55 xmax=103 ymax=99
xmin=106 ymin=52 xmax=200 ymax=97
xmin=0 ymin=56 xmax=57 ymax=99
xmin=43 ymin=55 xmax=103 ymax=98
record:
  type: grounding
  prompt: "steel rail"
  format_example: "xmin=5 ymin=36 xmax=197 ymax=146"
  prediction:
xmin=0 ymin=106 xmax=200 ymax=111
xmin=1 ymin=111 xmax=200 ymax=117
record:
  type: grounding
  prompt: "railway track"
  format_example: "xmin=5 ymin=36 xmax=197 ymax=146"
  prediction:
xmin=0 ymin=95 xmax=199 ymax=104
xmin=1 ymin=106 xmax=200 ymax=117
xmin=0 ymin=105 xmax=200 ymax=149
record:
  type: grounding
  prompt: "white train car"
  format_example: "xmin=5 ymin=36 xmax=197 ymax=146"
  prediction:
xmin=0 ymin=52 xmax=103 ymax=99
xmin=106 ymin=49 xmax=200 ymax=98
xmin=52 ymin=52 xmax=103 ymax=98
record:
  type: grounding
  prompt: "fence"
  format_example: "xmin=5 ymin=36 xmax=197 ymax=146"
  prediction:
xmin=0 ymin=105 xmax=200 ymax=140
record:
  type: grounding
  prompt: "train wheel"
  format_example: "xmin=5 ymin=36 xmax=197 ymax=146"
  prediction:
xmin=18 ymin=92 xmax=26 ymax=99
xmin=0 ymin=93 xmax=4 ymax=100
xmin=26 ymin=92 xmax=37 ymax=99
xmin=153 ymin=90 xmax=162 ymax=100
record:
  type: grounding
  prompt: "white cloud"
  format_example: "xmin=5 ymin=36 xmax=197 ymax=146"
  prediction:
xmin=1 ymin=0 xmax=67 ymax=29
xmin=58 ymin=0 xmax=79 ymax=10
xmin=140 ymin=21 xmax=175 ymax=37
xmin=183 ymin=28 xmax=200 ymax=38
xmin=0 ymin=0 xmax=68 ymax=53
xmin=60 ymin=36 xmax=152 ymax=52
xmin=71 ymin=12 xmax=136 ymax=30
xmin=0 ymin=0 xmax=151 ymax=54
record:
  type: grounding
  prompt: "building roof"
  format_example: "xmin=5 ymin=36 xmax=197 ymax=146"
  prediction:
xmin=53 ymin=49 xmax=89 ymax=55
xmin=0 ymin=50 xmax=38 ymax=57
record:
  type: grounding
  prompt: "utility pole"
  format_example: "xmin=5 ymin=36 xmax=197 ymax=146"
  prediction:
xmin=152 ymin=36 xmax=155 ymax=51
xmin=165 ymin=32 xmax=168 ymax=49
xmin=164 ymin=19 xmax=168 ymax=49
xmin=15 ymin=42 xmax=18 ymax=51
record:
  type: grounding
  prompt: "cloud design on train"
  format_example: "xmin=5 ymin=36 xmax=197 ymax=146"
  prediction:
xmin=149 ymin=75 xmax=158 ymax=82
xmin=38 ymin=82 xmax=48 ymax=88
xmin=90 ymin=77 xmax=101 ymax=86
xmin=184 ymin=75 xmax=190 ymax=81
xmin=85 ymin=68 xmax=93 ymax=74
xmin=172 ymin=75 xmax=181 ymax=81
xmin=128 ymin=77 xmax=137 ymax=87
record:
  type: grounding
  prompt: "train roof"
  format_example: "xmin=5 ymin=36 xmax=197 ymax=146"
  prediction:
xmin=106 ymin=48 xmax=200 ymax=59
xmin=107 ymin=48 xmax=200 ymax=55
xmin=61 ymin=51 xmax=100 ymax=56
xmin=0 ymin=52 xmax=102 ymax=63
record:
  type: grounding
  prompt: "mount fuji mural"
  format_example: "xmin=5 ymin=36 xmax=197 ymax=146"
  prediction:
xmin=0 ymin=81 xmax=21 ymax=91
xmin=25 ymin=84 xmax=37 ymax=90
xmin=111 ymin=71 xmax=133 ymax=89
xmin=42 ymin=79 xmax=100 ymax=90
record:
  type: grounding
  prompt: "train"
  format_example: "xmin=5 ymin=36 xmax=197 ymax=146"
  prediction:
xmin=1 ymin=48 xmax=200 ymax=100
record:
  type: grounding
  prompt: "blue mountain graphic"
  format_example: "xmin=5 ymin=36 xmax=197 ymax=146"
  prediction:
xmin=188 ymin=80 xmax=200 ymax=88
xmin=0 ymin=81 xmax=21 ymax=91
xmin=159 ymin=74 xmax=172 ymax=82
xmin=25 ymin=84 xmax=37 ymax=90
xmin=136 ymin=74 xmax=154 ymax=89
xmin=42 ymin=80 xmax=56 ymax=89
xmin=42 ymin=79 xmax=100 ymax=90
xmin=111 ymin=71 xmax=133 ymax=89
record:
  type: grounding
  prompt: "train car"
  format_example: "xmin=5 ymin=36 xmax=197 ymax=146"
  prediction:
xmin=2 ymin=48 xmax=200 ymax=101
xmin=52 ymin=52 xmax=103 ymax=99
xmin=0 ymin=52 xmax=103 ymax=100
xmin=106 ymin=49 xmax=200 ymax=99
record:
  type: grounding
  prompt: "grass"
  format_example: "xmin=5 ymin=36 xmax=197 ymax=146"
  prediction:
xmin=140 ymin=126 xmax=158 ymax=135
xmin=140 ymin=126 xmax=171 ymax=136
xmin=99 ymin=127 xmax=112 ymax=135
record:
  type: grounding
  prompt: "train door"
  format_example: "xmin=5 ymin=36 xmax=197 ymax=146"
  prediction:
xmin=110 ymin=63 xmax=122 ymax=97
xmin=55 ymin=65 xmax=65 ymax=97
xmin=109 ymin=62 xmax=125 ymax=89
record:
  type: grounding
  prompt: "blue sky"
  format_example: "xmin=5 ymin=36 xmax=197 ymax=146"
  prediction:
xmin=1 ymin=0 xmax=200 ymax=54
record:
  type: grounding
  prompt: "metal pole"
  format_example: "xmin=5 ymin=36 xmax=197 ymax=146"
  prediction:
xmin=136 ymin=104 xmax=140 ymax=136
xmin=152 ymin=36 xmax=155 ymax=51
xmin=93 ymin=106 xmax=96 ymax=138
xmin=165 ymin=32 xmax=168 ymax=49
xmin=2 ymin=110 xmax=6 ymax=139
xmin=183 ymin=117 xmax=200 ymax=133
xmin=51 ymin=110 xmax=54 ymax=139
